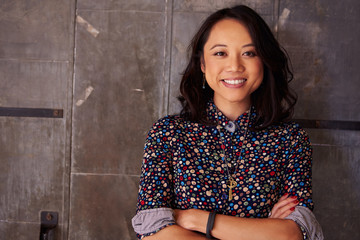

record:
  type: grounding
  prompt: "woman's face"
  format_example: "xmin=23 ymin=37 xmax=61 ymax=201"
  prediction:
xmin=201 ymin=18 xmax=264 ymax=111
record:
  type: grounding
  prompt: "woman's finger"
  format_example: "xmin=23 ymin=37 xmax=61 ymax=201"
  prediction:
xmin=269 ymin=195 xmax=299 ymax=218
xmin=277 ymin=206 xmax=297 ymax=219
xmin=274 ymin=195 xmax=297 ymax=209
xmin=271 ymin=202 xmax=298 ymax=218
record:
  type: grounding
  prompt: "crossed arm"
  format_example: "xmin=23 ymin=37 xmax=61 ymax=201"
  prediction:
xmin=143 ymin=194 xmax=303 ymax=240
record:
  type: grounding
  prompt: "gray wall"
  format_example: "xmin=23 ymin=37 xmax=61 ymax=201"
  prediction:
xmin=0 ymin=0 xmax=359 ymax=239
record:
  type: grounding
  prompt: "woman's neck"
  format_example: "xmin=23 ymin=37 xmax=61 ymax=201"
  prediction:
xmin=214 ymin=99 xmax=251 ymax=121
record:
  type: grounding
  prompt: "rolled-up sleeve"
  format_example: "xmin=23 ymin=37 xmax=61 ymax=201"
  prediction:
xmin=132 ymin=116 xmax=177 ymax=238
xmin=285 ymin=206 xmax=324 ymax=240
xmin=132 ymin=208 xmax=175 ymax=235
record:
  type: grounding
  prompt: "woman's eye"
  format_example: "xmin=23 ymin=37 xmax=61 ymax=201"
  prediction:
xmin=214 ymin=52 xmax=226 ymax=56
xmin=243 ymin=51 xmax=256 ymax=57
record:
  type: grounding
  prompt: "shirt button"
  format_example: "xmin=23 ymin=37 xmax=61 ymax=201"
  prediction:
xmin=225 ymin=121 xmax=236 ymax=132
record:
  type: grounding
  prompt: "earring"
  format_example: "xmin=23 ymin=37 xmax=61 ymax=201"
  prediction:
xmin=202 ymin=74 xmax=206 ymax=89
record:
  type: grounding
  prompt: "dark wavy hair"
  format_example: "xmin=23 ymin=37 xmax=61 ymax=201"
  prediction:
xmin=178 ymin=5 xmax=297 ymax=129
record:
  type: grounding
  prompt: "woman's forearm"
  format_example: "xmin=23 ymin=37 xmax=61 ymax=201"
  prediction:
xmin=181 ymin=209 xmax=302 ymax=240
xmin=143 ymin=225 xmax=206 ymax=240
xmin=210 ymin=214 xmax=302 ymax=240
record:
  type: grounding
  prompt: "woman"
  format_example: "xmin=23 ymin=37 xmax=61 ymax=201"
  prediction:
xmin=132 ymin=5 xmax=323 ymax=240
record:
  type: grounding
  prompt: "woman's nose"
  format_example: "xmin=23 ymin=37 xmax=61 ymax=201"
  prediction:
xmin=227 ymin=55 xmax=245 ymax=72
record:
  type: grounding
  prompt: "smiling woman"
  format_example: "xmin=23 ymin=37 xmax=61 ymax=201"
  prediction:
xmin=132 ymin=5 xmax=323 ymax=240
xmin=201 ymin=18 xmax=264 ymax=120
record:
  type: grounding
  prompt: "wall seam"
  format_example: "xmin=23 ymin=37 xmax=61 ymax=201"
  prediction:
xmin=65 ymin=0 xmax=78 ymax=239
xmin=164 ymin=0 xmax=174 ymax=116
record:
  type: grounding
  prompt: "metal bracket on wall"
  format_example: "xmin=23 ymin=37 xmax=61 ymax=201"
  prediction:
xmin=0 ymin=107 xmax=63 ymax=118
xmin=40 ymin=211 xmax=58 ymax=240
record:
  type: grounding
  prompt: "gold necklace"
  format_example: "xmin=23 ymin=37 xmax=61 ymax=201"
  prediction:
xmin=216 ymin=108 xmax=251 ymax=201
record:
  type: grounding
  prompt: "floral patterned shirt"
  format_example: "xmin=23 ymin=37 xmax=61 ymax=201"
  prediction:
xmin=134 ymin=101 xmax=313 ymax=238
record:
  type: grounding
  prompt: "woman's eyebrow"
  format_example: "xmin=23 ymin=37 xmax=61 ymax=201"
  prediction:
xmin=210 ymin=44 xmax=227 ymax=50
xmin=242 ymin=43 xmax=255 ymax=48
xmin=209 ymin=43 xmax=255 ymax=50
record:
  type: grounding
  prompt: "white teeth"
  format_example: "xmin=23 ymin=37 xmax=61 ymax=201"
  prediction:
xmin=223 ymin=79 xmax=246 ymax=84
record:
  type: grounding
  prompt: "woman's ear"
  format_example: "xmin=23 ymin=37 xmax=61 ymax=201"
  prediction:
xmin=200 ymin=56 xmax=205 ymax=73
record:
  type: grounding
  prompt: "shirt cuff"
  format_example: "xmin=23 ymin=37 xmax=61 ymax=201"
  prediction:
xmin=132 ymin=208 xmax=175 ymax=236
xmin=285 ymin=206 xmax=324 ymax=240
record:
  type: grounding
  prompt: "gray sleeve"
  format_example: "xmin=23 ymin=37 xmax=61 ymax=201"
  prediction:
xmin=132 ymin=208 xmax=175 ymax=235
xmin=285 ymin=206 xmax=324 ymax=240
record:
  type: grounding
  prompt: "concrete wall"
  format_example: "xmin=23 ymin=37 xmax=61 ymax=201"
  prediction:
xmin=0 ymin=0 xmax=359 ymax=239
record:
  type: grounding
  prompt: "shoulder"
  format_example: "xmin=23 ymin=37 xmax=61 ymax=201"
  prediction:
xmin=266 ymin=121 xmax=309 ymax=139
xmin=258 ymin=121 xmax=311 ymax=148
xmin=283 ymin=121 xmax=310 ymax=143
xmin=146 ymin=114 xmax=186 ymax=139
xmin=259 ymin=122 xmax=313 ymax=162
xmin=151 ymin=114 xmax=208 ymax=131
xmin=148 ymin=114 xmax=214 ymax=140
xmin=151 ymin=114 xmax=184 ymax=130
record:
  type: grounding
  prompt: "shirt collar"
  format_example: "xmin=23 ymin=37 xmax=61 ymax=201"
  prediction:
xmin=206 ymin=100 xmax=256 ymax=130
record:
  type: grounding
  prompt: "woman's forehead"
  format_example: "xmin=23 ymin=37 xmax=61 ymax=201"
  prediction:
xmin=204 ymin=19 xmax=253 ymax=49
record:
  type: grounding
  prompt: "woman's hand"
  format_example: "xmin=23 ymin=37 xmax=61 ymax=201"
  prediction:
xmin=269 ymin=193 xmax=299 ymax=219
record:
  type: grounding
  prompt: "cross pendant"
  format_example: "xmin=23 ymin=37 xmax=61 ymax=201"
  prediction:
xmin=227 ymin=178 xmax=237 ymax=201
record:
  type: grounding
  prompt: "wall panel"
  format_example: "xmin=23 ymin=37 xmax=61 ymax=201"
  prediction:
xmin=69 ymin=1 xmax=172 ymax=238
xmin=0 ymin=0 xmax=75 ymax=239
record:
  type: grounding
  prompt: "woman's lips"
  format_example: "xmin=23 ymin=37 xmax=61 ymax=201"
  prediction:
xmin=221 ymin=78 xmax=247 ymax=87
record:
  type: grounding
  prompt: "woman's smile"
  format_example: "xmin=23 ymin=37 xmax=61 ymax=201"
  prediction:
xmin=222 ymin=78 xmax=247 ymax=87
